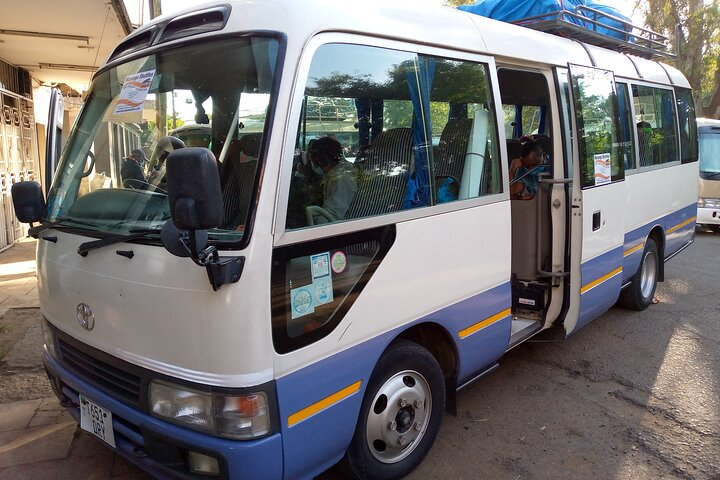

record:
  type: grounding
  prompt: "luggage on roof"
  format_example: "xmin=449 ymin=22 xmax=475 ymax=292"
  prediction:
xmin=458 ymin=0 xmax=673 ymax=60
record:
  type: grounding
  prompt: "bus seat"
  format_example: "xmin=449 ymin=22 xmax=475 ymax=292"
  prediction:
xmin=346 ymin=127 xmax=413 ymax=219
xmin=506 ymin=139 xmax=522 ymax=165
xmin=434 ymin=118 xmax=473 ymax=184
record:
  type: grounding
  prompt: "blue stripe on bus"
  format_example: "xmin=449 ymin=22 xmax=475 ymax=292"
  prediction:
xmin=622 ymin=203 xmax=697 ymax=282
xmin=577 ymin=247 xmax=623 ymax=332
xmin=276 ymin=282 xmax=512 ymax=479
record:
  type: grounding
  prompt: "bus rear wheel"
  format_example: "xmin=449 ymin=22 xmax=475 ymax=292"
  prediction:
xmin=618 ymin=238 xmax=659 ymax=311
xmin=341 ymin=340 xmax=445 ymax=480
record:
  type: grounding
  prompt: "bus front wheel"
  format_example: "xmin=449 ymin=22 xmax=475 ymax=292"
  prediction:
xmin=618 ymin=238 xmax=659 ymax=311
xmin=341 ymin=340 xmax=445 ymax=480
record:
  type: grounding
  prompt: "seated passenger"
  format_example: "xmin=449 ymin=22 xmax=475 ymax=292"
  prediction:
xmin=308 ymin=137 xmax=358 ymax=224
xmin=509 ymin=139 xmax=544 ymax=200
xmin=121 ymin=149 xmax=147 ymax=188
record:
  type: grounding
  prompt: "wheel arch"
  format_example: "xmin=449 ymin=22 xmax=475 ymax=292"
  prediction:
xmin=393 ymin=322 xmax=459 ymax=415
xmin=647 ymin=225 xmax=665 ymax=282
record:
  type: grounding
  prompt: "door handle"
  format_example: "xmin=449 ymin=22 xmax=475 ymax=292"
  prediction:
xmin=592 ymin=211 xmax=602 ymax=231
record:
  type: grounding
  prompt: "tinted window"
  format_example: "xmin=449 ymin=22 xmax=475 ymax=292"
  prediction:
xmin=632 ymin=85 xmax=679 ymax=167
xmin=675 ymin=88 xmax=698 ymax=164
xmin=285 ymin=43 xmax=502 ymax=230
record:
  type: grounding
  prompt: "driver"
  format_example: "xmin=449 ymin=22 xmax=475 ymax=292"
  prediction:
xmin=121 ymin=149 xmax=147 ymax=189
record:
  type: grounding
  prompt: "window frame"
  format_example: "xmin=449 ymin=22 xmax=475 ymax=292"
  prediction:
xmin=614 ymin=80 xmax=638 ymax=173
xmin=272 ymin=32 xmax=509 ymax=248
xmin=627 ymin=79 xmax=681 ymax=173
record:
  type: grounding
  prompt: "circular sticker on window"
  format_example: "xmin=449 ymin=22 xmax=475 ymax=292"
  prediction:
xmin=291 ymin=287 xmax=314 ymax=319
xmin=331 ymin=251 xmax=347 ymax=274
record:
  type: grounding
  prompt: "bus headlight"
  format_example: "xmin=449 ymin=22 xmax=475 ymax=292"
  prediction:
xmin=699 ymin=198 xmax=720 ymax=208
xmin=149 ymin=380 xmax=271 ymax=440
xmin=41 ymin=318 xmax=58 ymax=359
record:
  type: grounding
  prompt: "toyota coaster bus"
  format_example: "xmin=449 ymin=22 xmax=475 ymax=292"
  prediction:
xmin=10 ymin=1 xmax=698 ymax=479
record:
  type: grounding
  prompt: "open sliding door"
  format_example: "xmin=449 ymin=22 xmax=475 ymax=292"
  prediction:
xmin=564 ymin=64 xmax=626 ymax=335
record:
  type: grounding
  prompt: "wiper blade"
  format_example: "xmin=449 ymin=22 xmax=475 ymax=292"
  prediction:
xmin=28 ymin=217 xmax=99 ymax=238
xmin=702 ymin=171 xmax=720 ymax=178
xmin=77 ymin=230 xmax=158 ymax=257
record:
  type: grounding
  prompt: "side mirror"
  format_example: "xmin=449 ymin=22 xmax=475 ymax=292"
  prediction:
xmin=165 ymin=147 xmax=223 ymax=230
xmin=11 ymin=181 xmax=46 ymax=223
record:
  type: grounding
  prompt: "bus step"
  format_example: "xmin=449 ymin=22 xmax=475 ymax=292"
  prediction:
xmin=508 ymin=318 xmax=542 ymax=348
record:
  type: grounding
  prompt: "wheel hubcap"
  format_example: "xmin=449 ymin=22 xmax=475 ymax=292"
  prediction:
xmin=640 ymin=250 xmax=657 ymax=299
xmin=365 ymin=370 xmax=432 ymax=463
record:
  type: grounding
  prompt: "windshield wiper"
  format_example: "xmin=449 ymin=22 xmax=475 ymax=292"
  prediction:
xmin=702 ymin=171 xmax=720 ymax=178
xmin=28 ymin=217 xmax=100 ymax=238
xmin=77 ymin=229 xmax=159 ymax=257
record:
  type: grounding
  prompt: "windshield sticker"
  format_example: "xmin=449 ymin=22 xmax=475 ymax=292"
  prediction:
xmin=331 ymin=251 xmax=347 ymax=274
xmin=313 ymin=277 xmax=334 ymax=306
xmin=113 ymin=70 xmax=156 ymax=116
xmin=290 ymin=286 xmax=315 ymax=319
xmin=594 ymin=153 xmax=611 ymax=185
xmin=311 ymin=252 xmax=330 ymax=279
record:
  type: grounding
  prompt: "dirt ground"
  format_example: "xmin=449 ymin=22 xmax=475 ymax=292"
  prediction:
xmin=1 ymin=231 xmax=718 ymax=479
xmin=401 ymin=230 xmax=720 ymax=480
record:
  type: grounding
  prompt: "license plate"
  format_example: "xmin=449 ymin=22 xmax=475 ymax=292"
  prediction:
xmin=79 ymin=394 xmax=116 ymax=448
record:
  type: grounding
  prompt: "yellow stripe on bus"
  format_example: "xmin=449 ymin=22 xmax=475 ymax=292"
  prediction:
xmin=458 ymin=308 xmax=512 ymax=339
xmin=287 ymin=381 xmax=362 ymax=427
xmin=623 ymin=243 xmax=644 ymax=257
xmin=580 ymin=267 xmax=623 ymax=295
xmin=667 ymin=216 xmax=697 ymax=234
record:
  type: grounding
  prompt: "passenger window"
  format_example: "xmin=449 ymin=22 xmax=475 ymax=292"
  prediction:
xmin=675 ymin=88 xmax=698 ymax=164
xmin=632 ymin=85 xmax=679 ymax=167
xmin=284 ymin=43 xmax=502 ymax=231
xmin=502 ymin=105 xmax=542 ymax=139
xmin=615 ymin=82 xmax=636 ymax=171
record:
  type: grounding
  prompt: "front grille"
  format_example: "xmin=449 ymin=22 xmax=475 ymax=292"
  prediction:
xmin=58 ymin=339 xmax=141 ymax=406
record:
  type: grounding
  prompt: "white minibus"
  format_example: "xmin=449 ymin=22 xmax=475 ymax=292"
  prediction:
xmin=11 ymin=1 xmax=698 ymax=478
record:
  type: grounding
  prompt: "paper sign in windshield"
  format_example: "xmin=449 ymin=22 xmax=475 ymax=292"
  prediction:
xmin=113 ymin=70 xmax=155 ymax=115
xmin=594 ymin=153 xmax=611 ymax=186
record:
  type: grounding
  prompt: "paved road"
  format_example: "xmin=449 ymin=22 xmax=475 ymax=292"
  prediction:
xmin=402 ymin=230 xmax=720 ymax=480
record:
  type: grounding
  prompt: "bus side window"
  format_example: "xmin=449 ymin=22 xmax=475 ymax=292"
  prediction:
xmin=632 ymin=84 xmax=679 ymax=167
xmin=615 ymin=82 xmax=636 ymax=171
xmin=284 ymin=43 xmax=503 ymax=231
xmin=675 ymin=88 xmax=698 ymax=164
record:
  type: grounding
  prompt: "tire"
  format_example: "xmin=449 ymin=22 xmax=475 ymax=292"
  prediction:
xmin=618 ymin=238 xmax=659 ymax=311
xmin=709 ymin=225 xmax=720 ymax=234
xmin=341 ymin=340 xmax=446 ymax=480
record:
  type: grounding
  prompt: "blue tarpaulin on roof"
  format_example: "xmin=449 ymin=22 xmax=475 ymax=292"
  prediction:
xmin=458 ymin=0 xmax=632 ymax=39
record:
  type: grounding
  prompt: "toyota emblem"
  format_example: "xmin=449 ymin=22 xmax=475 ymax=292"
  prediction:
xmin=76 ymin=303 xmax=95 ymax=330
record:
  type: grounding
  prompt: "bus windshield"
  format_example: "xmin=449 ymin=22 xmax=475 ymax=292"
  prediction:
xmin=700 ymin=132 xmax=720 ymax=174
xmin=46 ymin=36 xmax=279 ymax=241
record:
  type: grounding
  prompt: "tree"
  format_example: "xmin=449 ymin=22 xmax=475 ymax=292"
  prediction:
xmin=635 ymin=0 xmax=720 ymax=117
xmin=444 ymin=0 xmax=474 ymax=6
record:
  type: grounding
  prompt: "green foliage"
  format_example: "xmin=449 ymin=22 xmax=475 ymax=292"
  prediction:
xmin=635 ymin=0 xmax=720 ymax=116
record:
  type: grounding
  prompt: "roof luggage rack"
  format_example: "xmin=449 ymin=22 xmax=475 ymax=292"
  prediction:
xmin=513 ymin=5 xmax=674 ymax=60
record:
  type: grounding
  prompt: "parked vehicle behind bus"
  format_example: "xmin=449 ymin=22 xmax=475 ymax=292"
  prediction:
xmin=10 ymin=1 xmax=698 ymax=479
xmin=697 ymin=118 xmax=720 ymax=233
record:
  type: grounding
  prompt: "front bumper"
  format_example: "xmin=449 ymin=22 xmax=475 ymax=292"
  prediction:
xmin=43 ymin=351 xmax=283 ymax=480
xmin=698 ymin=206 xmax=720 ymax=226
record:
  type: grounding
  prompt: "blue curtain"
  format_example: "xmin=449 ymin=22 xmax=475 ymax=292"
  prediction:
xmin=355 ymin=99 xmax=371 ymax=148
xmin=371 ymin=99 xmax=384 ymax=141
xmin=538 ymin=106 xmax=547 ymax=135
xmin=514 ymin=105 xmax=523 ymax=138
xmin=403 ymin=57 xmax=436 ymax=209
